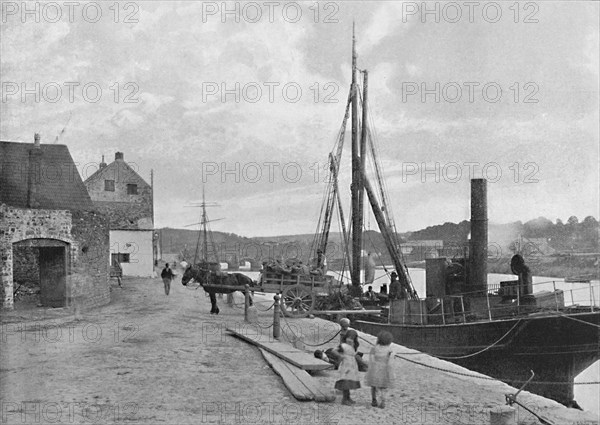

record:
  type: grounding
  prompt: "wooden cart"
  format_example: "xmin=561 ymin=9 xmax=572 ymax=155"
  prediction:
xmin=258 ymin=272 xmax=340 ymax=317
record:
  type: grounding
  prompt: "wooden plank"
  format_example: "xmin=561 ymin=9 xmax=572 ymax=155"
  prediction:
xmin=227 ymin=327 xmax=332 ymax=371
xmin=259 ymin=349 xmax=312 ymax=400
xmin=260 ymin=349 xmax=335 ymax=402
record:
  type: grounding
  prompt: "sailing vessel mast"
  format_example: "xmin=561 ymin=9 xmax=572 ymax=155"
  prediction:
xmin=313 ymin=27 xmax=416 ymax=298
xmin=350 ymin=23 xmax=363 ymax=294
xmin=202 ymin=186 xmax=208 ymax=262
xmin=188 ymin=187 xmax=222 ymax=265
xmin=350 ymin=27 xmax=417 ymax=298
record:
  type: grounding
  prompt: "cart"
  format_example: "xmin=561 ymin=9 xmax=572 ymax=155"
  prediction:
xmin=258 ymin=272 xmax=340 ymax=317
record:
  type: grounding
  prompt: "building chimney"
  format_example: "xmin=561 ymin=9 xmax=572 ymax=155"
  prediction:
xmin=115 ymin=152 xmax=124 ymax=161
xmin=469 ymin=178 xmax=488 ymax=294
xmin=99 ymin=155 xmax=107 ymax=169
xmin=28 ymin=134 xmax=43 ymax=208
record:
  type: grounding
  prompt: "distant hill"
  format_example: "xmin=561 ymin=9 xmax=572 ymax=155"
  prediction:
xmin=158 ymin=215 xmax=599 ymax=266
xmin=404 ymin=216 xmax=598 ymax=252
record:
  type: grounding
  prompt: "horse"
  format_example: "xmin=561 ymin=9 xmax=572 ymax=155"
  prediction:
xmin=181 ymin=264 xmax=254 ymax=314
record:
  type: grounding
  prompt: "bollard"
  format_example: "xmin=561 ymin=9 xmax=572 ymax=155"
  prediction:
xmin=273 ymin=294 xmax=281 ymax=340
xmin=244 ymin=284 xmax=250 ymax=323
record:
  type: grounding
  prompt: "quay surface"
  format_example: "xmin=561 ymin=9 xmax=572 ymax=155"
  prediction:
xmin=1 ymin=273 xmax=598 ymax=425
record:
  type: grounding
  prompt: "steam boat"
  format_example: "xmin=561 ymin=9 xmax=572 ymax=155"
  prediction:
xmin=314 ymin=28 xmax=600 ymax=408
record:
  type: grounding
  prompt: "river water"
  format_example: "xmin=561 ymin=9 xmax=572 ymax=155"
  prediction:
xmin=241 ymin=267 xmax=599 ymax=415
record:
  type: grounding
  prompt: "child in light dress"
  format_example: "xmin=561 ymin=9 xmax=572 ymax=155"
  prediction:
xmin=333 ymin=329 xmax=361 ymax=405
xmin=364 ymin=331 xmax=394 ymax=408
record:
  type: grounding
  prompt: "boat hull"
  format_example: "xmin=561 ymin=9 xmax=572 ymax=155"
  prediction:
xmin=355 ymin=310 xmax=600 ymax=407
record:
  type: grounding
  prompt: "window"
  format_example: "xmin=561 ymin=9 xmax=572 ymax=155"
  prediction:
xmin=127 ymin=184 xmax=138 ymax=195
xmin=105 ymin=180 xmax=115 ymax=191
xmin=111 ymin=253 xmax=130 ymax=264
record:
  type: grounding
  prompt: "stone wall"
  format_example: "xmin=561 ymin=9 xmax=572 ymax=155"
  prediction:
xmin=92 ymin=201 xmax=153 ymax=230
xmin=0 ymin=203 xmax=110 ymax=310
xmin=84 ymin=159 xmax=153 ymax=230
xmin=12 ymin=245 xmax=40 ymax=303
xmin=12 ymin=245 xmax=39 ymax=285
xmin=70 ymin=209 xmax=110 ymax=308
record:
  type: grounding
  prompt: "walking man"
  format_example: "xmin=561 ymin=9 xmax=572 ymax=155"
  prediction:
xmin=161 ymin=263 xmax=175 ymax=295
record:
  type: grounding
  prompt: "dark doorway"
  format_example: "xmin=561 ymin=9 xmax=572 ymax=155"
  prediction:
xmin=39 ymin=246 xmax=67 ymax=307
xmin=13 ymin=239 xmax=69 ymax=308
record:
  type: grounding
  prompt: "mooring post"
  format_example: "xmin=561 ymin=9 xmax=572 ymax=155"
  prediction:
xmin=273 ymin=294 xmax=281 ymax=340
xmin=244 ymin=284 xmax=250 ymax=323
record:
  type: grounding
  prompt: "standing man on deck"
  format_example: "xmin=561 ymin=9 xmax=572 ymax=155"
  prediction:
xmin=311 ymin=249 xmax=328 ymax=275
xmin=511 ymin=254 xmax=533 ymax=296
xmin=388 ymin=272 xmax=401 ymax=299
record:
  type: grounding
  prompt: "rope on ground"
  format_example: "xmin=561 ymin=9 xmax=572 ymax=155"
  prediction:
xmin=358 ymin=335 xmax=600 ymax=385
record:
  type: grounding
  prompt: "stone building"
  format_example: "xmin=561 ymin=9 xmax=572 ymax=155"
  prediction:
xmin=0 ymin=135 xmax=110 ymax=310
xmin=84 ymin=152 xmax=154 ymax=277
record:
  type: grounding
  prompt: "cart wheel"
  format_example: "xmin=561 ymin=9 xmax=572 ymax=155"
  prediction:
xmin=281 ymin=285 xmax=315 ymax=318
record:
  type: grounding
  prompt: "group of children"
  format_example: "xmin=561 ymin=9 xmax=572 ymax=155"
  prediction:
xmin=333 ymin=318 xmax=394 ymax=407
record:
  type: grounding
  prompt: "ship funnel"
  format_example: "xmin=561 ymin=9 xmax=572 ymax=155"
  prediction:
xmin=470 ymin=178 xmax=488 ymax=293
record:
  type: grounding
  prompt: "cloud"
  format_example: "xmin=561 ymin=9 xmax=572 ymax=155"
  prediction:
xmin=1 ymin=1 xmax=598 ymax=236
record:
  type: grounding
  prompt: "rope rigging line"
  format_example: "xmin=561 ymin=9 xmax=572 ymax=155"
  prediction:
xmin=355 ymin=82 xmax=418 ymax=298
xmin=311 ymin=88 xmax=353 ymax=261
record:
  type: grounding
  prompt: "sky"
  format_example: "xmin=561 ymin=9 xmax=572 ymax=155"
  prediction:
xmin=1 ymin=1 xmax=598 ymax=237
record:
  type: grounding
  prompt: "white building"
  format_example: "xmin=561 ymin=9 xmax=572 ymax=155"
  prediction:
xmin=84 ymin=152 xmax=155 ymax=277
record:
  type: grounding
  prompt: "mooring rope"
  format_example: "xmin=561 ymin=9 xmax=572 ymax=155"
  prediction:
xmin=279 ymin=314 xmax=341 ymax=347
xmin=434 ymin=319 xmax=523 ymax=360
xmin=358 ymin=335 xmax=600 ymax=385
xmin=544 ymin=311 xmax=600 ymax=328
xmin=253 ymin=300 xmax=276 ymax=312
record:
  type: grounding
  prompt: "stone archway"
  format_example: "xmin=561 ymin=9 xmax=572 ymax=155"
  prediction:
xmin=12 ymin=239 xmax=70 ymax=308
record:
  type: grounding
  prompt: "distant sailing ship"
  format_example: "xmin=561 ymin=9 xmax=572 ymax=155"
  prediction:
xmin=312 ymin=27 xmax=600 ymax=408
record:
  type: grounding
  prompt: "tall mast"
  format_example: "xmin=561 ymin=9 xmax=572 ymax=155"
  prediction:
xmin=350 ymin=23 xmax=362 ymax=292
xmin=202 ymin=186 xmax=208 ymax=262
xmin=356 ymin=69 xmax=369 ymax=294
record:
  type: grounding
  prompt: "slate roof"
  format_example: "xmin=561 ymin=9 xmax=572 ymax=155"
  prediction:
xmin=84 ymin=157 xmax=151 ymax=188
xmin=0 ymin=141 xmax=93 ymax=210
